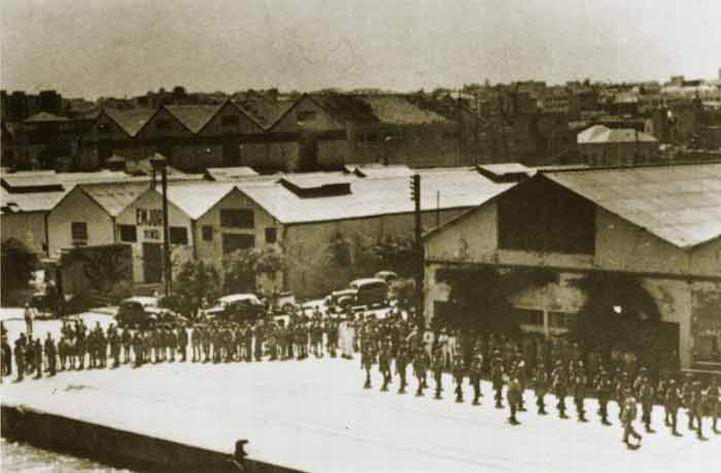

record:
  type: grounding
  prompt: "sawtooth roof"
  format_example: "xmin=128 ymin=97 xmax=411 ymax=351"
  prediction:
xmin=104 ymin=107 xmax=156 ymax=137
xmin=165 ymin=104 xmax=223 ymax=134
xmin=310 ymin=94 xmax=449 ymax=126
xmin=544 ymin=162 xmax=721 ymax=248
xmin=78 ymin=182 xmax=151 ymax=216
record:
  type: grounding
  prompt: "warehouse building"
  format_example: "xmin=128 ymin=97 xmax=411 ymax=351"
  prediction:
xmin=423 ymin=162 xmax=721 ymax=370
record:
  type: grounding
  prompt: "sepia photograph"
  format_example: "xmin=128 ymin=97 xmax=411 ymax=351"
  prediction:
xmin=1 ymin=0 xmax=720 ymax=471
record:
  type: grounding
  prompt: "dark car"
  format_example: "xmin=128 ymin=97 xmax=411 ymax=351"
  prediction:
xmin=116 ymin=297 xmax=186 ymax=329
xmin=203 ymin=294 xmax=266 ymax=322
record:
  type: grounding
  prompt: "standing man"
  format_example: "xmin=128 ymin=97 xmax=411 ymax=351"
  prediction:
xmin=395 ymin=342 xmax=409 ymax=394
xmin=573 ymin=367 xmax=588 ymax=423
xmin=639 ymin=377 xmax=655 ymax=433
xmin=552 ymin=361 xmax=569 ymax=419
xmin=452 ymin=354 xmax=466 ymax=403
xmin=506 ymin=369 xmax=523 ymax=425
xmin=664 ymin=379 xmax=682 ymax=436
xmin=361 ymin=341 xmax=375 ymax=389
xmin=44 ymin=333 xmax=57 ymax=376
xmin=534 ymin=363 xmax=549 ymax=415
xmin=432 ymin=348 xmax=445 ymax=400
xmin=596 ymin=369 xmax=614 ymax=425
xmin=24 ymin=303 xmax=35 ymax=336
xmin=413 ymin=345 xmax=429 ymax=397
xmin=378 ymin=340 xmax=393 ymax=392
xmin=491 ymin=352 xmax=505 ymax=409
xmin=14 ymin=335 xmax=25 ymax=382
xmin=468 ymin=355 xmax=483 ymax=406
xmin=705 ymin=378 xmax=719 ymax=434
xmin=621 ymin=394 xmax=643 ymax=449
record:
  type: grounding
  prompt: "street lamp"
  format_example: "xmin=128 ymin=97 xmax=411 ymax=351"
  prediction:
xmin=149 ymin=153 xmax=171 ymax=297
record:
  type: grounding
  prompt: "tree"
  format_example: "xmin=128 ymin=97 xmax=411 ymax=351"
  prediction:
xmin=173 ymin=260 xmax=221 ymax=316
xmin=1 ymin=238 xmax=38 ymax=304
xmin=224 ymin=247 xmax=286 ymax=295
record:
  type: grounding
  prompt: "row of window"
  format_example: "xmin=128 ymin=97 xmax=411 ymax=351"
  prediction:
xmin=512 ymin=307 xmax=576 ymax=330
xmin=72 ymin=222 xmax=277 ymax=247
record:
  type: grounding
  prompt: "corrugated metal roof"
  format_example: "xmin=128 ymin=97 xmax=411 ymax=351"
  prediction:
xmin=79 ymin=182 xmax=151 ymax=216
xmin=1 ymin=187 xmax=65 ymax=213
xmin=162 ymin=182 xmax=237 ymax=219
xmin=311 ymin=94 xmax=449 ymax=126
xmin=545 ymin=163 xmax=721 ymax=248
xmin=237 ymin=168 xmax=513 ymax=225
xmin=105 ymin=107 xmax=156 ymax=137
xmin=23 ymin=111 xmax=69 ymax=123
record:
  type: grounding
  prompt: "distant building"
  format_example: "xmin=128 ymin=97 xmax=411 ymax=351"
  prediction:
xmin=577 ymin=125 xmax=659 ymax=166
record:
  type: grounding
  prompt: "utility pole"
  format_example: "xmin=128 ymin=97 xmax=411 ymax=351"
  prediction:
xmin=150 ymin=153 xmax=172 ymax=297
xmin=409 ymin=174 xmax=423 ymax=326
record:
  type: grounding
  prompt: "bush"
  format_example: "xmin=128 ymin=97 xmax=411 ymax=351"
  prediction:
xmin=1 ymin=238 xmax=38 ymax=305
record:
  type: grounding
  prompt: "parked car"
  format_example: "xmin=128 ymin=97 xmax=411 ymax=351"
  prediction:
xmin=349 ymin=278 xmax=389 ymax=308
xmin=116 ymin=296 xmax=187 ymax=329
xmin=374 ymin=270 xmax=399 ymax=284
xmin=204 ymin=294 xmax=266 ymax=322
xmin=324 ymin=288 xmax=359 ymax=313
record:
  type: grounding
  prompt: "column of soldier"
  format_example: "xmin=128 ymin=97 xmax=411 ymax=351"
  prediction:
xmin=357 ymin=324 xmax=720 ymax=448
xmin=0 ymin=306 xmax=348 ymax=384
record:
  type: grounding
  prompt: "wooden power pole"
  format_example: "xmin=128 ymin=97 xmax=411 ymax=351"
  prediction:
xmin=410 ymin=174 xmax=424 ymax=325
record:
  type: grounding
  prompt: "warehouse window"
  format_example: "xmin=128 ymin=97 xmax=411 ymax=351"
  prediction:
xmin=512 ymin=307 xmax=543 ymax=327
xmin=202 ymin=225 xmax=214 ymax=242
xmin=169 ymin=226 xmax=188 ymax=245
xmin=222 ymin=233 xmax=255 ymax=254
xmin=118 ymin=224 xmax=137 ymax=243
xmin=220 ymin=209 xmax=254 ymax=228
xmin=71 ymin=222 xmax=88 ymax=241
xmin=265 ymin=227 xmax=277 ymax=243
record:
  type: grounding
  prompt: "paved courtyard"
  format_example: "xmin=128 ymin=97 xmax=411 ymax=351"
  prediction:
xmin=2 ymin=317 xmax=720 ymax=473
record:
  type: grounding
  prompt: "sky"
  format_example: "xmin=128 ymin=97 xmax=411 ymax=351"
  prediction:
xmin=1 ymin=0 xmax=720 ymax=99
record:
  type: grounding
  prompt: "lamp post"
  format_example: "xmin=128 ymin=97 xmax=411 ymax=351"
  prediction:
xmin=150 ymin=153 xmax=171 ymax=297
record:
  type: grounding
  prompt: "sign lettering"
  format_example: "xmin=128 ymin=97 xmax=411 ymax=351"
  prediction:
xmin=136 ymin=208 xmax=163 ymax=227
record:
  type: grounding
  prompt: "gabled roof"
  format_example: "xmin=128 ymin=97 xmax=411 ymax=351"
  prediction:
xmin=577 ymin=124 xmax=658 ymax=144
xmin=77 ymin=181 xmax=150 ymax=217
xmin=307 ymin=94 xmax=449 ymax=126
xmin=23 ymin=111 xmax=69 ymax=123
xmin=236 ymin=96 xmax=295 ymax=129
xmin=162 ymin=182 xmax=237 ymax=220
xmin=1 ymin=187 xmax=65 ymax=213
xmin=543 ymin=163 xmax=721 ymax=248
xmin=104 ymin=107 xmax=157 ymax=137
xmin=165 ymin=104 xmax=223 ymax=134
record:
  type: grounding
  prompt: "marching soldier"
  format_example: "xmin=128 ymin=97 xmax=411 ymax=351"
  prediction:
xmin=33 ymin=337 xmax=43 ymax=378
xmin=491 ymin=352 xmax=505 ymax=409
xmin=552 ymin=361 xmax=569 ymax=419
xmin=177 ymin=325 xmax=189 ymax=362
xmin=682 ymin=374 xmax=694 ymax=430
xmin=690 ymin=381 xmax=704 ymax=439
xmin=395 ymin=342 xmax=409 ymax=394
xmin=44 ymin=332 xmax=57 ymax=376
xmin=534 ymin=363 xmax=549 ymax=415
xmin=326 ymin=319 xmax=339 ymax=358
xmin=361 ymin=340 xmax=375 ymax=389
xmin=413 ymin=346 xmax=429 ymax=397
xmin=432 ymin=348 xmax=445 ymax=400
xmin=311 ymin=320 xmax=324 ymax=358
xmin=621 ymin=393 xmax=643 ymax=449
xmin=573 ymin=368 xmax=588 ymax=422
xmin=596 ymin=369 xmax=614 ymax=425
xmin=507 ymin=369 xmax=523 ymax=425
xmin=664 ymin=379 xmax=682 ymax=435
xmin=705 ymin=378 xmax=719 ymax=434
xmin=14 ymin=335 xmax=25 ymax=382
xmin=468 ymin=355 xmax=483 ymax=406
xmin=378 ymin=340 xmax=392 ymax=392
xmin=638 ymin=378 xmax=655 ymax=433
xmin=452 ymin=354 xmax=465 ymax=403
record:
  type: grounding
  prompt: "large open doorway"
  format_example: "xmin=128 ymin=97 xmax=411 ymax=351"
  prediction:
xmin=142 ymin=242 xmax=163 ymax=283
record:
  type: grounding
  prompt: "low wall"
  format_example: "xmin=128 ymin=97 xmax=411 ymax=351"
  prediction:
xmin=1 ymin=405 xmax=304 ymax=473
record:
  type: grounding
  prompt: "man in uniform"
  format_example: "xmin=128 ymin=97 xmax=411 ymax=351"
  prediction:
xmin=690 ymin=381 xmax=704 ymax=439
xmin=469 ymin=354 xmax=483 ymax=406
xmin=326 ymin=319 xmax=339 ymax=358
xmin=595 ymin=369 xmax=614 ymax=425
xmin=395 ymin=342 xmax=409 ymax=394
xmin=552 ymin=361 xmax=569 ymax=419
xmin=573 ymin=367 xmax=588 ymax=422
xmin=177 ymin=325 xmax=189 ymax=362
xmin=361 ymin=340 xmax=375 ymax=389
xmin=621 ymin=393 xmax=642 ymax=449
xmin=108 ymin=325 xmax=120 ymax=368
xmin=506 ymin=369 xmax=523 ymax=425
xmin=664 ymin=379 xmax=682 ymax=435
xmin=491 ymin=351 xmax=505 ymax=409
xmin=705 ymin=378 xmax=720 ymax=434
xmin=413 ymin=345 xmax=429 ymax=397
xmin=534 ymin=363 xmax=549 ymax=415
xmin=310 ymin=320 xmax=323 ymax=358
xmin=452 ymin=354 xmax=465 ymax=403
xmin=432 ymin=348 xmax=445 ymax=400
xmin=638 ymin=377 xmax=655 ymax=433
xmin=33 ymin=337 xmax=43 ymax=378
xmin=44 ymin=332 xmax=57 ymax=376
xmin=14 ymin=335 xmax=26 ymax=381
xmin=120 ymin=327 xmax=132 ymax=364
xmin=378 ymin=340 xmax=392 ymax=392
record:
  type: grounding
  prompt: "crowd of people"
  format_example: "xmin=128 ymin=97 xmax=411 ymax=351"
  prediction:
xmin=1 ymin=303 xmax=719 ymax=450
